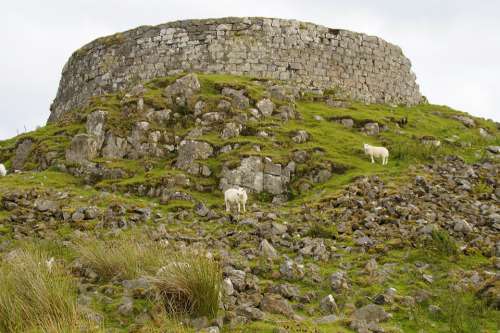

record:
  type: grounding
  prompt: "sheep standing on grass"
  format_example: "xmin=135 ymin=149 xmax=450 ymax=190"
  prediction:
xmin=224 ymin=187 xmax=248 ymax=213
xmin=0 ymin=163 xmax=7 ymax=177
xmin=363 ymin=143 xmax=389 ymax=165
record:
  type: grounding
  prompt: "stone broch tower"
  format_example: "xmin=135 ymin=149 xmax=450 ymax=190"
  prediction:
xmin=48 ymin=17 xmax=422 ymax=123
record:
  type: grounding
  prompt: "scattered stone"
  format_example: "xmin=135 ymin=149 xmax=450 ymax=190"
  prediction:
xmin=363 ymin=122 xmax=379 ymax=136
xmin=33 ymin=199 xmax=59 ymax=212
xmin=66 ymin=134 xmax=99 ymax=163
xmin=260 ymin=239 xmax=278 ymax=260
xmin=341 ymin=118 xmax=354 ymax=128
xmin=292 ymin=130 xmax=309 ymax=144
xmin=319 ymin=294 xmax=338 ymax=314
xmin=487 ymin=146 xmax=500 ymax=154
xmin=163 ymin=74 xmax=201 ymax=103
xmin=260 ymin=294 xmax=298 ymax=319
xmin=280 ymin=260 xmax=305 ymax=280
xmin=453 ymin=115 xmax=475 ymax=128
xmin=221 ymin=122 xmax=242 ymax=139
xmin=330 ymin=271 xmax=349 ymax=292
xmin=223 ymin=278 xmax=234 ymax=296
xmin=454 ymin=219 xmax=472 ymax=234
xmin=313 ymin=314 xmax=338 ymax=324
xmin=352 ymin=304 xmax=391 ymax=324
xmin=117 ymin=297 xmax=134 ymax=316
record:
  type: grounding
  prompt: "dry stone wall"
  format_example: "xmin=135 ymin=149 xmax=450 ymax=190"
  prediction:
xmin=48 ymin=17 xmax=422 ymax=122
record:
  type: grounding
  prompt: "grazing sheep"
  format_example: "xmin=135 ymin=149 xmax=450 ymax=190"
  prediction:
xmin=224 ymin=187 xmax=248 ymax=213
xmin=363 ymin=143 xmax=389 ymax=165
xmin=0 ymin=163 xmax=6 ymax=177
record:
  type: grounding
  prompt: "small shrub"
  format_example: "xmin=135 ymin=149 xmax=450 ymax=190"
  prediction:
xmin=0 ymin=248 xmax=92 ymax=332
xmin=472 ymin=181 xmax=493 ymax=195
xmin=149 ymin=254 xmax=222 ymax=319
xmin=256 ymin=191 xmax=273 ymax=203
xmin=430 ymin=229 xmax=459 ymax=256
xmin=391 ymin=141 xmax=441 ymax=162
xmin=75 ymin=237 xmax=170 ymax=280
xmin=433 ymin=289 xmax=496 ymax=333
xmin=306 ymin=222 xmax=338 ymax=239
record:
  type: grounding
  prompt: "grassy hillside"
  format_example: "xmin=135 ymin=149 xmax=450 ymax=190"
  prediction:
xmin=0 ymin=74 xmax=498 ymax=333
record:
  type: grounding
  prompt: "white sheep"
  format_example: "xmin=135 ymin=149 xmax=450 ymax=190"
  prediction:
xmin=224 ymin=187 xmax=248 ymax=213
xmin=363 ymin=143 xmax=389 ymax=165
xmin=0 ymin=164 xmax=7 ymax=177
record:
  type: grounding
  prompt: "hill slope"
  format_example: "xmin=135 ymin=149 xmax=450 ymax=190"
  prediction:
xmin=0 ymin=74 xmax=499 ymax=332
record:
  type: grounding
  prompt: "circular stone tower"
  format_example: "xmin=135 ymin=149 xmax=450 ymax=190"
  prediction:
xmin=48 ymin=17 xmax=422 ymax=123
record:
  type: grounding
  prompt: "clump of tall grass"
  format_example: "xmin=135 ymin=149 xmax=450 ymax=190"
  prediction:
xmin=306 ymin=222 xmax=338 ymax=239
xmin=410 ymin=289 xmax=498 ymax=333
xmin=74 ymin=237 xmax=171 ymax=280
xmin=149 ymin=254 xmax=222 ymax=319
xmin=391 ymin=141 xmax=443 ymax=162
xmin=0 ymin=248 xmax=91 ymax=333
xmin=429 ymin=229 xmax=459 ymax=256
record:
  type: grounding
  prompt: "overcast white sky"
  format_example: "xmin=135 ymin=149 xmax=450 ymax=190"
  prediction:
xmin=1 ymin=0 xmax=499 ymax=139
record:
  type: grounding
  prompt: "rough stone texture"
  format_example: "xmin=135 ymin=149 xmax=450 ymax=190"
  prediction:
xmin=86 ymin=110 xmax=108 ymax=149
xmin=219 ymin=156 xmax=292 ymax=195
xmin=12 ymin=139 xmax=34 ymax=170
xmin=175 ymin=140 xmax=213 ymax=175
xmin=49 ymin=17 xmax=421 ymax=122
xmin=66 ymin=134 xmax=99 ymax=163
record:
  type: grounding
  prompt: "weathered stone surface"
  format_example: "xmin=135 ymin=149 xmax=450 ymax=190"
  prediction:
xmin=163 ymin=73 xmax=201 ymax=103
xmin=280 ymin=260 xmax=305 ymax=280
xmin=292 ymin=130 xmax=309 ymax=144
xmin=352 ymin=304 xmax=391 ymax=324
xmin=260 ymin=294 xmax=297 ymax=319
xmin=12 ymin=139 xmax=34 ymax=170
xmin=221 ymin=122 xmax=242 ymax=139
xmin=259 ymin=239 xmax=278 ymax=259
xmin=256 ymin=98 xmax=274 ymax=117
xmin=363 ymin=122 xmax=379 ymax=136
xmin=453 ymin=115 xmax=475 ymax=128
xmin=146 ymin=109 xmax=171 ymax=124
xmin=86 ymin=110 xmax=107 ymax=149
xmin=220 ymin=156 xmax=291 ymax=195
xmin=66 ymin=134 xmax=99 ymax=163
xmin=175 ymin=140 xmax=213 ymax=170
xmin=319 ymin=294 xmax=338 ymax=314
xmin=340 ymin=118 xmax=354 ymax=128
xmin=222 ymin=88 xmax=249 ymax=109
xmin=102 ymin=133 xmax=128 ymax=159
xmin=48 ymin=18 xmax=422 ymax=123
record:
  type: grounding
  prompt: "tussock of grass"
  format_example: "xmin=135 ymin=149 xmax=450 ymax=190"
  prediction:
xmin=149 ymin=255 xmax=222 ymax=319
xmin=390 ymin=141 xmax=444 ymax=162
xmin=409 ymin=289 xmax=498 ymax=333
xmin=75 ymin=237 xmax=170 ymax=280
xmin=0 ymin=248 xmax=92 ymax=333
xmin=306 ymin=222 xmax=338 ymax=239
xmin=429 ymin=229 xmax=460 ymax=256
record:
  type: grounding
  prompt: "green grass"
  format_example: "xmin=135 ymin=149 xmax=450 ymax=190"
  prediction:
xmin=429 ymin=229 xmax=460 ymax=257
xmin=0 ymin=73 xmax=499 ymax=332
xmin=74 ymin=235 xmax=171 ymax=281
xmin=149 ymin=254 xmax=222 ymax=319
xmin=0 ymin=247 xmax=96 ymax=333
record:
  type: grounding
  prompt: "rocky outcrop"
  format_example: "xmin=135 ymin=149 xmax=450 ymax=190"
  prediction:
xmin=219 ymin=156 xmax=294 ymax=195
xmin=66 ymin=134 xmax=99 ymax=163
xmin=12 ymin=139 xmax=34 ymax=170
xmin=175 ymin=140 xmax=213 ymax=175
